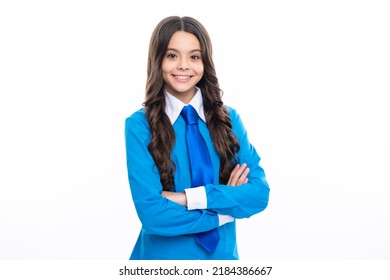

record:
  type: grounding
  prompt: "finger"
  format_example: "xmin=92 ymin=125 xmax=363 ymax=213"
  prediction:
xmin=229 ymin=164 xmax=245 ymax=185
xmin=227 ymin=164 xmax=240 ymax=185
xmin=228 ymin=163 xmax=247 ymax=186
xmin=236 ymin=167 xmax=250 ymax=185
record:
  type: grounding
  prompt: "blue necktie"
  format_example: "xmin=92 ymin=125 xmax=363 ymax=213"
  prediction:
xmin=181 ymin=105 xmax=220 ymax=253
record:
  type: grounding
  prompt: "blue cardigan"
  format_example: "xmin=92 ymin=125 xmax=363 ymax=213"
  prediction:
xmin=124 ymin=106 xmax=270 ymax=260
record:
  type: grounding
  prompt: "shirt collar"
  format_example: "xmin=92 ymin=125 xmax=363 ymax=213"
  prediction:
xmin=164 ymin=87 xmax=206 ymax=124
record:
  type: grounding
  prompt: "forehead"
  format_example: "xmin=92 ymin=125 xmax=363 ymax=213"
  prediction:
xmin=167 ymin=31 xmax=201 ymax=51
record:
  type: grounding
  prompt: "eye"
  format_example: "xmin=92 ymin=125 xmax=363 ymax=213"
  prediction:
xmin=191 ymin=55 xmax=201 ymax=60
xmin=166 ymin=53 xmax=177 ymax=59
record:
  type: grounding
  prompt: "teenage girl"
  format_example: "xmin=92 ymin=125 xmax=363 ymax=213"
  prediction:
xmin=125 ymin=16 xmax=270 ymax=260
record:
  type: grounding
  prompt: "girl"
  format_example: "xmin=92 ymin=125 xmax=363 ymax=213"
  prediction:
xmin=124 ymin=16 xmax=270 ymax=260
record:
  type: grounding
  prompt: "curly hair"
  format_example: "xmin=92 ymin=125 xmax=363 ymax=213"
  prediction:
xmin=144 ymin=16 xmax=240 ymax=190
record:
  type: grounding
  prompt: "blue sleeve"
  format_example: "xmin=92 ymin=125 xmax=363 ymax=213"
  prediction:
xmin=125 ymin=110 xmax=220 ymax=236
xmin=204 ymin=107 xmax=270 ymax=218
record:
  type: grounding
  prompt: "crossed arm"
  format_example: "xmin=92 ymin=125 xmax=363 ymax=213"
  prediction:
xmin=162 ymin=163 xmax=250 ymax=206
xmin=125 ymin=108 xmax=269 ymax=235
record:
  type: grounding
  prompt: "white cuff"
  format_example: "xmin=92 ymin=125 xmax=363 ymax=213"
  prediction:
xmin=218 ymin=214 xmax=235 ymax=226
xmin=184 ymin=186 xmax=207 ymax=210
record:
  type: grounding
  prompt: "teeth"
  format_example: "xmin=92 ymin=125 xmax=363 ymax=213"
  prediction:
xmin=176 ymin=75 xmax=190 ymax=80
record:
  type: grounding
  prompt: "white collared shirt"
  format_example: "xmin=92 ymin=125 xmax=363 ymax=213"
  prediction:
xmin=164 ymin=87 xmax=206 ymax=124
xmin=163 ymin=87 xmax=234 ymax=226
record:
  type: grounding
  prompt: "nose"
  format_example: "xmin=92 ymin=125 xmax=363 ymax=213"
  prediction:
xmin=178 ymin=58 xmax=190 ymax=70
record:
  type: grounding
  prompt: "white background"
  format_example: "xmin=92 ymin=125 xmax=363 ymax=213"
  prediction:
xmin=1 ymin=0 xmax=389 ymax=260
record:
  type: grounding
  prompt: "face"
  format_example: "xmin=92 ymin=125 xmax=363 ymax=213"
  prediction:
xmin=162 ymin=31 xmax=204 ymax=104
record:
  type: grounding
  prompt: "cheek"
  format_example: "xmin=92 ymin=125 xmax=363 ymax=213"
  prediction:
xmin=161 ymin=64 xmax=169 ymax=82
xmin=162 ymin=60 xmax=173 ymax=74
xmin=194 ymin=63 xmax=204 ymax=75
xmin=198 ymin=67 xmax=204 ymax=78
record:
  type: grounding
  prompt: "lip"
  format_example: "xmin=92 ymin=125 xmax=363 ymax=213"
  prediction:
xmin=172 ymin=74 xmax=193 ymax=82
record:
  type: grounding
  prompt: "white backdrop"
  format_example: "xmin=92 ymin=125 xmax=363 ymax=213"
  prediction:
xmin=1 ymin=0 xmax=389 ymax=260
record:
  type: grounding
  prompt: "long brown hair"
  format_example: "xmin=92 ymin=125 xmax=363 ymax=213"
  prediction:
xmin=144 ymin=16 xmax=240 ymax=190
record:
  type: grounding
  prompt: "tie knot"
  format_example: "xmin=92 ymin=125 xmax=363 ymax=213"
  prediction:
xmin=180 ymin=105 xmax=199 ymax=125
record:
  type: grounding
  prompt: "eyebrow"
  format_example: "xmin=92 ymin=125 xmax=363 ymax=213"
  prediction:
xmin=166 ymin=48 xmax=202 ymax=53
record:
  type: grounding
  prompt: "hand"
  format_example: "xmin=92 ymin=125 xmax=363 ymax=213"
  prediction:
xmin=227 ymin=163 xmax=250 ymax=186
xmin=161 ymin=191 xmax=187 ymax=206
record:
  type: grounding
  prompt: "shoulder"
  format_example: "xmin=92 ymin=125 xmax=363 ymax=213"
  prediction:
xmin=224 ymin=105 xmax=247 ymax=135
xmin=224 ymin=105 xmax=241 ymax=124
xmin=125 ymin=108 xmax=149 ymax=132
xmin=125 ymin=108 xmax=147 ymax=123
xmin=225 ymin=105 xmax=237 ymax=114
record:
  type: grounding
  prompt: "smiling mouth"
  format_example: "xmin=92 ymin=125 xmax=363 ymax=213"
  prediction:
xmin=173 ymin=75 xmax=192 ymax=81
